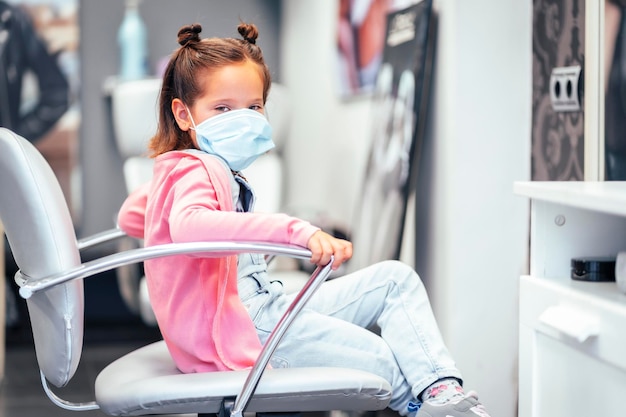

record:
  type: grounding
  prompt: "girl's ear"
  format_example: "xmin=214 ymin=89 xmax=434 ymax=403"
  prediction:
xmin=171 ymin=98 xmax=192 ymax=131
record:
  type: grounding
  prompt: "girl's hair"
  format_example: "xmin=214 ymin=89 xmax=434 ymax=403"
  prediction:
xmin=149 ymin=22 xmax=271 ymax=156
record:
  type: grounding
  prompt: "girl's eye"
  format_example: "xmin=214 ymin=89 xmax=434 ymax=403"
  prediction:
xmin=215 ymin=106 xmax=230 ymax=112
xmin=249 ymin=104 xmax=262 ymax=111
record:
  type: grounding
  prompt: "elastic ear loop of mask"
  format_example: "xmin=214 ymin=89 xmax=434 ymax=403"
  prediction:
xmin=185 ymin=105 xmax=197 ymax=131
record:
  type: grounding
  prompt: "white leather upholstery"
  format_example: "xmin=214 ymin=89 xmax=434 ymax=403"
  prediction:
xmin=0 ymin=128 xmax=83 ymax=388
xmin=111 ymin=77 xmax=160 ymax=162
xmin=95 ymin=341 xmax=391 ymax=416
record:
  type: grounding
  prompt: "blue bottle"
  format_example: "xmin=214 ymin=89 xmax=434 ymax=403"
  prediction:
xmin=117 ymin=0 xmax=147 ymax=81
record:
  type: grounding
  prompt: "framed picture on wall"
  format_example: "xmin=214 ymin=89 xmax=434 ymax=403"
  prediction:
xmin=336 ymin=0 xmax=396 ymax=97
xmin=349 ymin=0 xmax=435 ymax=270
xmin=0 ymin=0 xmax=80 ymax=220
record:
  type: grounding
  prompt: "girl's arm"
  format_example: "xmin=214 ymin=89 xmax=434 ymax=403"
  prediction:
xmin=169 ymin=168 xmax=352 ymax=270
xmin=123 ymin=157 xmax=353 ymax=270
xmin=168 ymin=165 xmax=319 ymax=248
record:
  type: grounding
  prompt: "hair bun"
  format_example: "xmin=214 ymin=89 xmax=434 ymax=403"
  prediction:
xmin=177 ymin=23 xmax=202 ymax=47
xmin=237 ymin=23 xmax=258 ymax=45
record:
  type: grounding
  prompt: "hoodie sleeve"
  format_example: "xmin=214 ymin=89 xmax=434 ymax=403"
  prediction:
xmin=167 ymin=157 xmax=320 ymax=248
xmin=117 ymin=181 xmax=150 ymax=239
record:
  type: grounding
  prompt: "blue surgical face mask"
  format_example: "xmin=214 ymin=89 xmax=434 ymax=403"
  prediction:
xmin=188 ymin=108 xmax=275 ymax=171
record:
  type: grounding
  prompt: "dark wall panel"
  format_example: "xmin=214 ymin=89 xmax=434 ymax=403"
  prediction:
xmin=531 ymin=0 xmax=585 ymax=180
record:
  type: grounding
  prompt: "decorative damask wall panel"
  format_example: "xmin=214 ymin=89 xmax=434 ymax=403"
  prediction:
xmin=532 ymin=0 xmax=585 ymax=180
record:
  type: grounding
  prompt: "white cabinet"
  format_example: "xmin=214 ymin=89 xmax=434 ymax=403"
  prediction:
xmin=515 ymin=181 xmax=626 ymax=417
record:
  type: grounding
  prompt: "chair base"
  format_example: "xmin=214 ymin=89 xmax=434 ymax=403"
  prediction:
xmin=208 ymin=399 xmax=302 ymax=417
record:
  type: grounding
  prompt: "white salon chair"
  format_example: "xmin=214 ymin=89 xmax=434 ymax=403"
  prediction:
xmin=111 ymin=78 xmax=160 ymax=325
xmin=111 ymin=77 xmax=159 ymax=194
xmin=0 ymin=127 xmax=392 ymax=417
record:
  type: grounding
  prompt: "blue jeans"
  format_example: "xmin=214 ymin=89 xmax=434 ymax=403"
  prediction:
xmin=238 ymin=259 xmax=462 ymax=416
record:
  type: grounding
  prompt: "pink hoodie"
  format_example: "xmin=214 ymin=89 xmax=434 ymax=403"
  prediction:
xmin=117 ymin=151 xmax=319 ymax=372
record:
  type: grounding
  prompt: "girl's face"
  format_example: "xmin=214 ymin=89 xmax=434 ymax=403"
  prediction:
xmin=172 ymin=60 xmax=265 ymax=148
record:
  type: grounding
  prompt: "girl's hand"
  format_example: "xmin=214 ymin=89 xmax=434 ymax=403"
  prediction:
xmin=306 ymin=230 xmax=353 ymax=270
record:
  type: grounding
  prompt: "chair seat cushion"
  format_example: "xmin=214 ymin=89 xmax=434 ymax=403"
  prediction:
xmin=95 ymin=341 xmax=392 ymax=416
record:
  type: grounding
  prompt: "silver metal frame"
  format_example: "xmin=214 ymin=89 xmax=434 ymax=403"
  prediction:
xmin=76 ymin=227 xmax=127 ymax=250
xmin=17 ymin=240 xmax=314 ymax=299
xmin=17 ymin=237 xmax=333 ymax=417
xmin=40 ymin=371 xmax=100 ymax=411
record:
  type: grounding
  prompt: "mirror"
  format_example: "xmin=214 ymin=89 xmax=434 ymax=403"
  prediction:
xmin=0 ymin=0 xmax=81 ymax=219
xmin=604 ymin=0 xmax=626 ymax=180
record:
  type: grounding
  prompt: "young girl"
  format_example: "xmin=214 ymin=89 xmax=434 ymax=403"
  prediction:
xmin=118 ymin=23 xmax=491 ymax=417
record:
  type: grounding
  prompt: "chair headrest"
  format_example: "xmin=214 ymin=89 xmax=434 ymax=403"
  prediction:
xmin=112 ymin=77 xmax=162 ymax=158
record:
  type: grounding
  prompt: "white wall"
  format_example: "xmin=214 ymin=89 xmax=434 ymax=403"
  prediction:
xmin=280 ymin=1 xmax=531 ymax=417
xmin=279 ymin=1 xmax=372 ymax=225
xmin=417 ymin=1 xmax=532 ymax=417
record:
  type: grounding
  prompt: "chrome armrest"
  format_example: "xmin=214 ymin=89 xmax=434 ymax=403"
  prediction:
xmin=77 ymin=227 xmax=128 ymax=251
xmin=230 ymin=257 xmax=333 ymax=417
xmin=16 ymin=241 xmax=312 ymax=299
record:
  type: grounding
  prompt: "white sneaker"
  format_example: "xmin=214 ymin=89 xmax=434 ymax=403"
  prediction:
xmin=417 ymin=391 xmax=491 ymax=417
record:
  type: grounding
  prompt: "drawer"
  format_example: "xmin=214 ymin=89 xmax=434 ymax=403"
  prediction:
xmin=519 ymin=275 xmax=626 ymax=417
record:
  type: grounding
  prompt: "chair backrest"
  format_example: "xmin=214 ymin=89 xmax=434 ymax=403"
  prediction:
xmin=111 ymin=78 xmax=161 ymax=193
xmin=0 ymin=128 xmax=83 ymax=388
xmin=112 ymin=77 xmax=161 ymax=160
